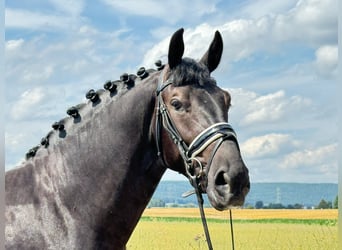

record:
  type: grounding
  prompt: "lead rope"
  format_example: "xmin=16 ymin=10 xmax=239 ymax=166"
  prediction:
xmin=229 ymin=209 xmax=235 ymax=250
xmin=190 ymin=175 xmax=213 ymax=250
xmin=187 ymin=139 xmax=236 ymax=250
xmin=192 ymin=179 xmax=236 ymax=250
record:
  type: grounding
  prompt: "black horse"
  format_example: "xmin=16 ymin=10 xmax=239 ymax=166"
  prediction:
xmin=5 ymin=28 xmax=250 ymax=249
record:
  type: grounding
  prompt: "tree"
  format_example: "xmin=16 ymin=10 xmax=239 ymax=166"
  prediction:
xmin=316 ymin=199 xmax=332 ymax=209
xmin=293 ymin=203 xmax=303 ymax=209
xmin=333 ymin=196 xmax=338 ymax=209
xmin=255 ymin=200 xmax=264 ymax=209
xmin=287 ymin=203 xmax=303 ymax=209
xmin=148 ymin=199 xmax=165 ymax=208
xmin=268 ymin=203 xmax=285 ymax=209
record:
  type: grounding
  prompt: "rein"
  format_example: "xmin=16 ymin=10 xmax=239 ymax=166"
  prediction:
xmin=155 ymin=70 xmax=238 ymax=249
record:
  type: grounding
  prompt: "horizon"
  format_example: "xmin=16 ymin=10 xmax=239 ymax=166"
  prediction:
xmin=158 ymin=180 xmax=338 ymax=184
xmin=5 ymin=0 xmax=338 ymax=183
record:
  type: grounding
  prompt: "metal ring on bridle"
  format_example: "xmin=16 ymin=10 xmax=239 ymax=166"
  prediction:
xmin=186 ymin=157 xmax=204 ymax=178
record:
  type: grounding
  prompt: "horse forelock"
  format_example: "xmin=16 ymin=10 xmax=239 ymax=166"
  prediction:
xmin=170 ymin=58 xmax=217 ymax=87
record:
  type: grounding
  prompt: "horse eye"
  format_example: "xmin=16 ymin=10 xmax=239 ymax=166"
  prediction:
xmin=170 ymin=99 xmax=183 ymax=110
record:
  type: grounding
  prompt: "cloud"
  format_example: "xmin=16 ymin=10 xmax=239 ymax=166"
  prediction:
xmin=5 ymin=39 xmax=25 ymax=51
xmin=272 ymin=0 xmax=337 ymax=45
xmin=279 ymin=143 xmax=338 ymax=171
xmin=10 ymin=88 xmax=47 ymax=120
xmin=142 ymin=0 xmax=337 ymax=68
xmin=227 ymin=88 xmax=312 ymax=127
xmin=142 ymin=21 xmax=268 ymax=68
xmin=5 ymin=132 xmax=26 ymax=148
xmin=101 ymin=0 xmax=218 ymax=24
xmin=5 ymin=8 xmax=76 ymax=31
xmin=48 ymin=0 xmax=84 ymax=16
xmin=5 ymin=0 xmax=85 ymax=31
xmin=241 ymin=133 xmax=296 ymax=159
xmin=237 ymin=0 xmax=299 ymax=18
xmin=243 ymin=143 xmax=338 ymax=183
xmin=5 ymin=24 xmax=144 ymax=89
xmin=314 ymin=45 xmax=338 ymax=77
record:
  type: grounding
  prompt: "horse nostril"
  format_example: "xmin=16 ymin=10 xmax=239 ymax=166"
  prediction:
xmin=215 ymin=171 xmax=230 ymax=186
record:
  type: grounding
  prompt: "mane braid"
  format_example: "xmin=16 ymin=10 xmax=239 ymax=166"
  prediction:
xmin=171 ymin=58 xmax=217 ymax=87
xmin=24 ymin=63 xmax=162 ymax=160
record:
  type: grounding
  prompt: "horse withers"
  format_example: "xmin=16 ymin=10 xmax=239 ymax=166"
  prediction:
xmin=5 ymin=28 xmax=249 ymax=249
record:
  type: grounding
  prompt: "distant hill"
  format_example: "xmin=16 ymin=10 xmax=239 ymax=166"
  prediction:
xmin=151 ymin=181 xmax=338 ymax=208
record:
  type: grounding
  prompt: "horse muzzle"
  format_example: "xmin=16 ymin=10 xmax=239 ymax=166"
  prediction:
xmin=206 ymin=142 xmax=250 ymax=211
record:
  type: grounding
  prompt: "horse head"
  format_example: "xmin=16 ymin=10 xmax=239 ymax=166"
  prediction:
xmin=155 ymin=28 xmax=250 ymax=210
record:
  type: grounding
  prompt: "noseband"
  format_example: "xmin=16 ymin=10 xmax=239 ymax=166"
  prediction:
xmin=155 ymin=71 xmax=238 ymax=188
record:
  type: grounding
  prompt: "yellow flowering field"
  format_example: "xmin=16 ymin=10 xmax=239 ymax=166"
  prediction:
xmin=140 ymin=207 xmax=338 ymax=220
xmin=127 ymin=208 xmax=338 ymax=249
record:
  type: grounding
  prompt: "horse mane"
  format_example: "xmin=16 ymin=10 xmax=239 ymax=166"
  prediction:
xmin=24 ymin=65 xmax=159 ymax=161
xmin=170 ymin=58 xmax=217 ymax=87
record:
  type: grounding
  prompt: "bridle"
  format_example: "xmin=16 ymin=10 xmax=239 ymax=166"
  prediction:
xmin=155 ymin=70 xmax=239 ymax=178
xmin=155 ymin=69 xmax=239 ymax=250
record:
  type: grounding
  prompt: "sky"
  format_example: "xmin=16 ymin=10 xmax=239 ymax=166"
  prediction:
xmin=5 ymin=0 xmax=338 ymax=183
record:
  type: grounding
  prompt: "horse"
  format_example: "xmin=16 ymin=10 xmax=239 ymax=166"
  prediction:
xmin=5 ymin=28 xmax=250 ymax=250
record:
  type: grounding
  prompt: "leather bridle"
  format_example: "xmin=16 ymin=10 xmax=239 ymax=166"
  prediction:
xmin=154 ymin=70 xmax=239 ymax=250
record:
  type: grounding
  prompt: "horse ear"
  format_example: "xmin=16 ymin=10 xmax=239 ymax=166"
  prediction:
xmin=168 ymin=28 xmax=184 ymax=69
xmin=200 ymin=31 xmax=223 ymax=73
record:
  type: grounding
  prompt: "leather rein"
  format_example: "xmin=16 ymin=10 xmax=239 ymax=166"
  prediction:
xmin=155 ymin=70 xmax=238 ymax=249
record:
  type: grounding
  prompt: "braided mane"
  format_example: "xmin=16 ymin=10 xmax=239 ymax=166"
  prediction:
xmin=25 ymin=65 xmax=162 ymax=160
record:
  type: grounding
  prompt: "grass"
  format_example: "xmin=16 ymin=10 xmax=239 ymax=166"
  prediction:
xmin=127 ymin=208 xmax=338 ymax=249
xmin=139 ymin=216 xmax=337 ymax=226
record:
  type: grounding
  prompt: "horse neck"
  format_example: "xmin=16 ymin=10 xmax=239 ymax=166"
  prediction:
xmin=6 ymin=72 xmax=166 ymax=248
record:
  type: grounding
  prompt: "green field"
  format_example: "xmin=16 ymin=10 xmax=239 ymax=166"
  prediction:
xmin=127 ymin=209 xmax=338 ymax=249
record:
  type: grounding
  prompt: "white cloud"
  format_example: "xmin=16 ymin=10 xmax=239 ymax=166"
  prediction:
xmin=314 ymin=45 xmax=338 ymax=77
xmin=280 ymin=143 xmax=338 ymax=171
xmin=244 ymin=143 xmax=338 ymax=183
xmin=10 ymin=88 xmax=47 ymax=120
xmin=228 ymin=88 xmax=312 ymax=127
xmin=5 ymin=8 xmax=74 ymax=31
xmin=142 ymin=0 xmax=337 ymax=67
xmin=5 ymin=132 xmax=26 ymax=148
xmin=7 ymin=86 xmax=68 ymax=123
xmin=273 ymin=0 xmax=337 ymax=45
xmin=5 ymin=24 xmax=143 ymax=88
xmin=5 ymin=0 xmax=85 ymax=31
xmin=142 ymin=21 xmax=269 ymax=68
xmin=5 ymin=39 xmax=25 ymax=51
xmin=241 ymin=133 xmax=296 ymax=159
xmin=101 ymin=0 xmax=218 ymax=24
xmin=23 ymin=65 xmax=55 ymax=82
xmin=237 ymin=0 xmax=299 ymax=18
xmin=243 ymin=91 xmax=286 ymax=124
xmin=48 ymin=0 xmax=84 ymax=16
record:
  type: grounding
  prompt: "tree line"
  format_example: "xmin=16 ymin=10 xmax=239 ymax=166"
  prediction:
xmin=253 ymin=195 xmax=338 ymax=209
xmin=148 ymin=195 xmax=338 ymax=209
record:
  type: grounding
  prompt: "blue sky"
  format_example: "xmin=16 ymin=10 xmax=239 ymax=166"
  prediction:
xmin=5 ymin=0 xmax=338 ymax=183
